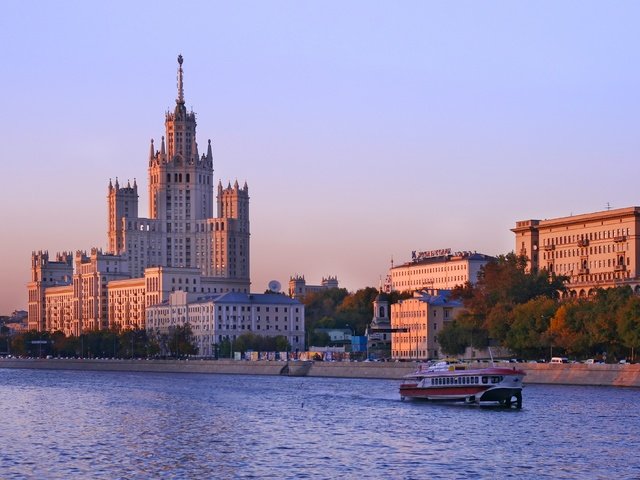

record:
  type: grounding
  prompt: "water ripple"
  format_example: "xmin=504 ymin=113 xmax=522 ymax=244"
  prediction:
xmin=0 ymin=370 xmax=639 ymax=479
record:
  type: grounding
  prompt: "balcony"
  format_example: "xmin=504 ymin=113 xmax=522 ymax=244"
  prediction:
xmin=615 ymin=264 xmax=626 ymax=272
xmin=544 ymin=244 xmax=555 ymax=251
xmin=614 ymin=235 xmax=627 ymax=243
xmin=579 ymin=268 xmax=590 ymax=275
xmin=577 ymin=239 xmax=589 ymax=247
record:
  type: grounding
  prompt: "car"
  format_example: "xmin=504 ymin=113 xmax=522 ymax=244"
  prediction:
xmin=583 ymin=359 xmax=595 ymax=364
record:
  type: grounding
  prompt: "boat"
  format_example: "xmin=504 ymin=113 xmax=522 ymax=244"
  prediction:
xmin=399 ymin=360 xmax=525 ymax=408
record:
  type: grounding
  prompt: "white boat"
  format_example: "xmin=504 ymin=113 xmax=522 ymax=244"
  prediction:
xmin=399 ymin=360 xmax=525 ymax=408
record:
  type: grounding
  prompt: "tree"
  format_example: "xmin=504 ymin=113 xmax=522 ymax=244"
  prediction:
xmin=617 ymin=296 xmax=640 ymax=362
xmin=167 ymin=324 xmax=198 ymax=357
xmin=548 ymin=302 xmax=590 ymax=357
xmin=504 ymin=297 xmax=558 ymax=357
xmin=436 ymin=321 xmax=468 ymax=356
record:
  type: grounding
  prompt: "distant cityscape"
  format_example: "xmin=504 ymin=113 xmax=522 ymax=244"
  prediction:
xmin=9 ymin=57 xmax=640 ymax=362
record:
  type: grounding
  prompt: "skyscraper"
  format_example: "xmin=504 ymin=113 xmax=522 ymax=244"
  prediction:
xmin=28 ymin=56 xmax=251 ymax=335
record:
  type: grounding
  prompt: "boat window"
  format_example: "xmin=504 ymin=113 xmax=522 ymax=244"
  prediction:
xmin=491 ymin=376 xmax=503 ymax=383
xmin=482 ymin=376 xmax=488 ymax=384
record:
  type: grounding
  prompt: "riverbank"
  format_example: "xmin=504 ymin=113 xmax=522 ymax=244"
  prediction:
xmin=1 ymin=358 xmax=639 ymax=387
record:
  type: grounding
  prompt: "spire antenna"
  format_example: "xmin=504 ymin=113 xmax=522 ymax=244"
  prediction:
xmin=177 ymin=54 xmax=185 ymax=105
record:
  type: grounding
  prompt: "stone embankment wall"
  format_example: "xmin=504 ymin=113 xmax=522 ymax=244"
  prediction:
xmin=518 ymin=362 xmax=640 ymax=388
xmin=1 ymin=358 xmax=639 ymax=388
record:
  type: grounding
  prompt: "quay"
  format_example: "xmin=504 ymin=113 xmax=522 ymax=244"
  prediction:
xmin=1 ymin=358 xmax=640 ymax=388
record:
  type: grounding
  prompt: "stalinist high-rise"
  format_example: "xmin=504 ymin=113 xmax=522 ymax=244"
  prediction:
xmin=28 ymin=56 xmax=251 ymax=335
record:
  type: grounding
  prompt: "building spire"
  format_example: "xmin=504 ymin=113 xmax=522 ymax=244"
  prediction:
xmin=177 ymin=54 xmax=185 ymax=105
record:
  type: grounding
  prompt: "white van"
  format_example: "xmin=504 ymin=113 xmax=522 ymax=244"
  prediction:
xmin=551 ymin=357 xmax=569 ymax=364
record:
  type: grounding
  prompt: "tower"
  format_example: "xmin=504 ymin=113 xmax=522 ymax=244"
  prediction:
xmin=367 ymin=291 xmax=391 ymax=359
xmin=108 ymin=178 xmax=139 ymax=255
xmin=288 ymin=275 xmax=306 ymax=298
xmin=27 ymin=251 xmax=73 ymax=331
xmin=147 ymin=55 xmax=215 ymax=268
xmin=214 ymin=180 xmax=250 ymax=280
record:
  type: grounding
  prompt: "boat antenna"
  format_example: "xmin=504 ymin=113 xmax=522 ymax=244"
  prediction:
xmin=488 ymin=347 xmax=495 ymax=367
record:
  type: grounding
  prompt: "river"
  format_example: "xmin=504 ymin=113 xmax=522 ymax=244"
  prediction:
xmin=0 ymin=368 xmax=638 ymax=479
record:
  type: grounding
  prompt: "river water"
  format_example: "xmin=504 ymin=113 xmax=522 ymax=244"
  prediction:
xmin=0 ymin=368 xmax=638 ymax=479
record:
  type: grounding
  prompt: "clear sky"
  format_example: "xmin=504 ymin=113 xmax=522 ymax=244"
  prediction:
xmin=2 ymin=1 xmax=640 ymax=314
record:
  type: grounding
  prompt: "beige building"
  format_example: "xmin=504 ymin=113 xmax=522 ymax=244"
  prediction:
xmin=28 ymin=56 xmax=251 ymax=334
xmin=288 ymin=275 xmax=339 ymax=299
xmin=146 ymin=291 xmax=305 ymax=356
xmin=390 ymin=249 xmax=492 ymax=292
xmin=513 ymin=206 xmax=640 ymax=297
xmin=391 ymin=290 xmax=463 ymax=361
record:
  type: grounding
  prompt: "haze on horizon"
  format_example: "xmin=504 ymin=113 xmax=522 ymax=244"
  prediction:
xmin=1 ymin=1 xmax=640 ymax=314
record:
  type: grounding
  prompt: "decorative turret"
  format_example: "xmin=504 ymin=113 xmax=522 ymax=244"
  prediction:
xmin=192 ymin=138 xmax=198 ymax=162
xmin=149 ymin=138 xmax=155 ymax=164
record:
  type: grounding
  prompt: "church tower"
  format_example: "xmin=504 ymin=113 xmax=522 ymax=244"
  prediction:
xmin=367 ymin=290 xmax=392 ymax=360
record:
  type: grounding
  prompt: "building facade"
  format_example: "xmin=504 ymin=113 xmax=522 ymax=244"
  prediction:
xmin=146 ymin=291 xmax=305 ymax=356
xmin=288 ymin=275 xmax=339 ymax=299
xmin=28 ymin=56 xmax=251 ymax=334
xmin=390 ymin=290 xmax=463 ymax=361
xmin=512 ymin=207 xmax=640 ymax=297
xmin=389 ymin=249 xmax=492 ymax=292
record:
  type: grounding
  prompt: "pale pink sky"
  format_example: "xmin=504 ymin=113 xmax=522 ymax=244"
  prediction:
xmin=2 ymin=1 xmax=640 ymax=314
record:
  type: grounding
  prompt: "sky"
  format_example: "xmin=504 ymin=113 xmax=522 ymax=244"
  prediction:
xmin=2 ymin=1 xmax=640 ymax=314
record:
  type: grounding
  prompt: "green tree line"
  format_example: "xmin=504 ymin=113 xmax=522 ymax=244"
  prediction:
xmin=301 ymin=287 xmax=411 ymax=347
xmin=1 ymin=326 xmax=197 ymax=359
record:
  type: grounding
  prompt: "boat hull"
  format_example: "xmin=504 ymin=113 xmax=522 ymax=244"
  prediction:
xmin=399 ymin=366 xmax=525 ymax=407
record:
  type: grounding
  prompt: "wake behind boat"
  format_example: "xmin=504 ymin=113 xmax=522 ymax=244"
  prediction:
xmin=399 ymin=360 xmax=525 ymax=408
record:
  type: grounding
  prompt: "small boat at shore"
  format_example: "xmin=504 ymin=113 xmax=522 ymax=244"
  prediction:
xmin=399 ymin=360 xmax=525 ymax=408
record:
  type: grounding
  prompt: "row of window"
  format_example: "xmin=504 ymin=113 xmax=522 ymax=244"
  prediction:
xmin=430 ymin=375 xmax=503 ymax=386
xmin=544 ymin=243 xmax=626 ymax=260
xmin=543 ymin=228 xmax=630 ymax=246
xmin=393 ymin=264 xmax=469 ymax=276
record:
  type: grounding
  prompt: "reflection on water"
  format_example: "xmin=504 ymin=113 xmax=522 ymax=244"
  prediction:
xmin=0 ymin=369 xmax=639 ymax=479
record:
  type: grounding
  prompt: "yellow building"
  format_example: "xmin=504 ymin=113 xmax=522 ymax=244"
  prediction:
xmin=391 ymin=290 xmax=463 ymax=361
xmin=513 ymin=206 xmax=640 ymax=297
xmin=390 ymin=249 xmax=492 ymax=292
